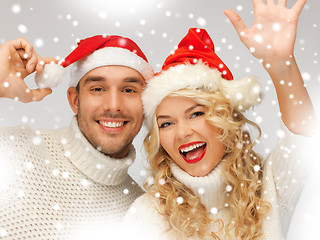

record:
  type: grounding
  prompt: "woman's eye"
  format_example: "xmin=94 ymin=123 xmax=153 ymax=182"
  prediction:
xmin=191 ymin=111 xmax=204 ymax=118
xmin=159 ymin=122 xmax=172 ymax=128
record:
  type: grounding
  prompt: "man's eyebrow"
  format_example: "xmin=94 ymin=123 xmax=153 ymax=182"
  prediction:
xmin=123 ymin=77 xmax=144 ymax=86
xmin=83 ymin=76 xmax=105 ymax=85
xmin=83 ymin=76 xmax=144 ymax=86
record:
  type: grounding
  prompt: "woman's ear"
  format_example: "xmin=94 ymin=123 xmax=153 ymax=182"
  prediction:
xmin=67 ymin=87 xmax=79 ymax=114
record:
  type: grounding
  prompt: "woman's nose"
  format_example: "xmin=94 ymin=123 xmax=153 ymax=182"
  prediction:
xmin=175 ymin=120 xmax=193 ymax=140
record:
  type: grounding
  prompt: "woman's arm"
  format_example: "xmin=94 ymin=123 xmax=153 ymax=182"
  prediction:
xmin=225 ymin=0 xmax=317 ymax=136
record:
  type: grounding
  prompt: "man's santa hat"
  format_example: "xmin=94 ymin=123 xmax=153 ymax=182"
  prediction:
xmin=35 ymin=34 xmax=154 ymax=88
xmin=142 ymin=28 xmax=263 ymax=128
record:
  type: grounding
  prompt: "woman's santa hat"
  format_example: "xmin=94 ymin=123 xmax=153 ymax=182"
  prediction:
xmin=142 ymin=28 xmax=263 ymax=128
xmin=35 ymin=34 xmax=154 ymax=88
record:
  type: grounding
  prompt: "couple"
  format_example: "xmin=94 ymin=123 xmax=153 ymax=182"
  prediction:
xmin=0 ymin=0 xmax=317 ymax=239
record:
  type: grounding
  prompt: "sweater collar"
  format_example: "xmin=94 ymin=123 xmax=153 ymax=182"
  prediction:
xmin=170 ymin=161 xmax=226 ymax=212
xmin=58 ymin=116 xmax=135 ymax=186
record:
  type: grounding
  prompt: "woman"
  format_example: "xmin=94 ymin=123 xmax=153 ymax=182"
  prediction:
xmin=123 ymin=0 xmax=317 ymax=239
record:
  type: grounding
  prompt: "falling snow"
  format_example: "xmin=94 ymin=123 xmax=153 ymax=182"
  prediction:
xmin=18 ymin=24 xmax=28 ymax=33
xmin=0 ymin=1 xmax=319 ymax=239
xmin=35 ymin=38 xmax=44 ymax=48
xmin=198 ymin=188 xmax=205 ymax=195
xmin=226 ymin=185 xmax=233 ymax=192
xmin=210 ymin=207 xmax=218 ymax=215
xmin=11 ymin=4 xmax=21 ymax=14
xmin=197 ymin=17 xmax=206 ymax=26
xmin=177 ymin=197 xmax=184 ymax=204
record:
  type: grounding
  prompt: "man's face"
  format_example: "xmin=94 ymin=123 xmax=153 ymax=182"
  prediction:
xmin=68 ymin=65 xmax=145 ymax=159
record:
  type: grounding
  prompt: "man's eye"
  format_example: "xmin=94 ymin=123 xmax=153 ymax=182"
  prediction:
xmin=93 ymin=88 xmax=103 ymax=92
xmin=159 ymin=122 xmax=172 ymax=128
xmin=123 ymin=88 xmax=136 ymax=93
xmin=191 ymin=111 xmax=204 ymax=118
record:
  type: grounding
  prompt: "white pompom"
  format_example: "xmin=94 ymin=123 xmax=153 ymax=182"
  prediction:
xmin=35 ymin=62 xmax=65 ymax=89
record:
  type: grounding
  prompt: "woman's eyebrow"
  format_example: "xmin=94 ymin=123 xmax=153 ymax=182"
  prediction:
xmin=156 ymin=104 xmax=202 ymax=121
xmin=184 ymin=104 xmax=202 ymax=114
xmin=156 ymin=115 xmax=170 ymax=121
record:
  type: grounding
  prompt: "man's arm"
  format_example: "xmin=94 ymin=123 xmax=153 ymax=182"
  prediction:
xmin=225 ymin=0 xmax=317 ymax=136
xmin=0 ymin=38 xmax=54 ymax=103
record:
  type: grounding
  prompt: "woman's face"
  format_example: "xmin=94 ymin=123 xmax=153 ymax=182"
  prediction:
xmin=156 ymin=95 xmax=226 ymax=177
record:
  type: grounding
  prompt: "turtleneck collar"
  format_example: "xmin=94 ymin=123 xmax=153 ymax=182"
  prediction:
xmin=57 ymin=116 xmax=136 ymax=186
xmin=170 ymin=161 xmax=227 ymax=212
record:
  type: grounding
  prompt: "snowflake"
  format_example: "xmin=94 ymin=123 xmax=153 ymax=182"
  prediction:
xmin=165 ymin=11 xmax=171 ymax=17
xmin=98 ymin=11 xmax=107 ymax=19
xmin=253 ymin=165 xmax=260 ymax=172
xmin=210 ymin=207 xmax=218 ymax=215
xmin=197 ymin=17 xmax=206 ymax=26
xmin=52 ymin=169 xmax=60 ymax=176
xmin=159 ymin=178 xmax=166 ymax=185
xmin=177 ymin=196 xmax=183 ymax=204
xmin=53 ymin=204 xmax=60 ymax=211
xmin=273 ymin=23 xmax=281 ymax=32
xmin=55 ymin=222 xmax=63 ymax=230
xmin=35 ymin=38 xmax=44 ymax=48
xmin=81 ymin=179 xmax=91 ymax=187
xmin=62 ymin=171 xmax=69 ymax=178
xmin=32 ymin=136 xmax=42 ymax=145
xmin=0 ymin=228 xmax=8 ymax=237
xmin=198 ymin=188 xmax=205 ymax=195
xmin=226 ymin=185 xmax=233 ymax=192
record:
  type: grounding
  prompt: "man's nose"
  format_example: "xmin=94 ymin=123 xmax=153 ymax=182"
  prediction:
xmin=103 ymin=89 xmax=122 ymax=113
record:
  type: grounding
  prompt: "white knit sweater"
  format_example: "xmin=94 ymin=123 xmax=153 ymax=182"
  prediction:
xmin=0 ymin=117 xmax=144 ymax=240
xmin=123 ymin=121 xmax=312 ymax=240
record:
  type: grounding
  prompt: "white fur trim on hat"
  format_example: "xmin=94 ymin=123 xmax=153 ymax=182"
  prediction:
xmin=35 ymin=62 xmax=65 ymax=89
xmin=142 ymin=62 xmax=263 ymax=128
xmin=69 ymin=47 xmax=154 ymax=87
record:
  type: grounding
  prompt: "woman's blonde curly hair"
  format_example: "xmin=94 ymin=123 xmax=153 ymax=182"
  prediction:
xmin=143 ymin=88 xmax=270 ymax=239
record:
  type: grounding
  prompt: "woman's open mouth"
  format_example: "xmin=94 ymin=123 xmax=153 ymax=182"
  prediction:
xmin=179 ymin=141 xmax=207 ymax=164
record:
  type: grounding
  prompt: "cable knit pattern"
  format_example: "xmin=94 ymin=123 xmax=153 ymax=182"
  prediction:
xmin=0 ymin=117 xmax=144 ymax=240
xmin=123 ymin=121 xmax=312 ymax=239
xmin=170 ymin=161 xmax=226 ymax=212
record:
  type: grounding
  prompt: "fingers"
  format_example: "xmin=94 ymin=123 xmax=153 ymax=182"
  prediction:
xmin=20 ymin=88 xmax=53 ymax=103
xmin=10 ymin=38 xmax=34 ymax=59
xmin=9 ymin=38 xmax=39 ymax=74
xmin=277 ymin=0 xmax=287 ymax=7
xmin=265 ymin=0 xmax=275 ymax=5
xmin=16 ymin=49 xmax=29 ymax=68
xmin=224 ymin=9 xmax=248 ymax=39
xmin=29 ymin=88 xmax=53 ymax=102
xmin=35 ymin=57 xmax=58 ymax=73
xmin=252 ymin=0 xmax=263 ymax=9
xmin=291 ymin=0 xmax=307 ymax=15
xmin=26 ymin=49 xmax=39 ymax=73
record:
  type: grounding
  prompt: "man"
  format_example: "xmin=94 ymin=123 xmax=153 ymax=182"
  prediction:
xmin=0 ymin=35 xmax=153 ymax=239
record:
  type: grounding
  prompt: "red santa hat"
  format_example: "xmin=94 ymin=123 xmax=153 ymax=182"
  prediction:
xmin=35 ymin=34 xmax=154 ymax=88
xmin=143 ymin=28 xmax=262 ymax=128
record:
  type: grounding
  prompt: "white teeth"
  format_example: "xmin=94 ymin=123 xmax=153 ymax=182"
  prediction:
xmin=180 ymin=142 xmax=206 ymax=153
xmin=99 ymin=121 xmax=124 ymax=128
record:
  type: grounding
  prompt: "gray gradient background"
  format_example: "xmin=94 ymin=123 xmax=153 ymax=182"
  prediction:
xmin=0 ymin=0 xmax=319 ymax=238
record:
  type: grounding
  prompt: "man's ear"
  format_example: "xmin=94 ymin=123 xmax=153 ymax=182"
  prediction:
xmin=67 ymin=87 xmax=79 ymax=114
